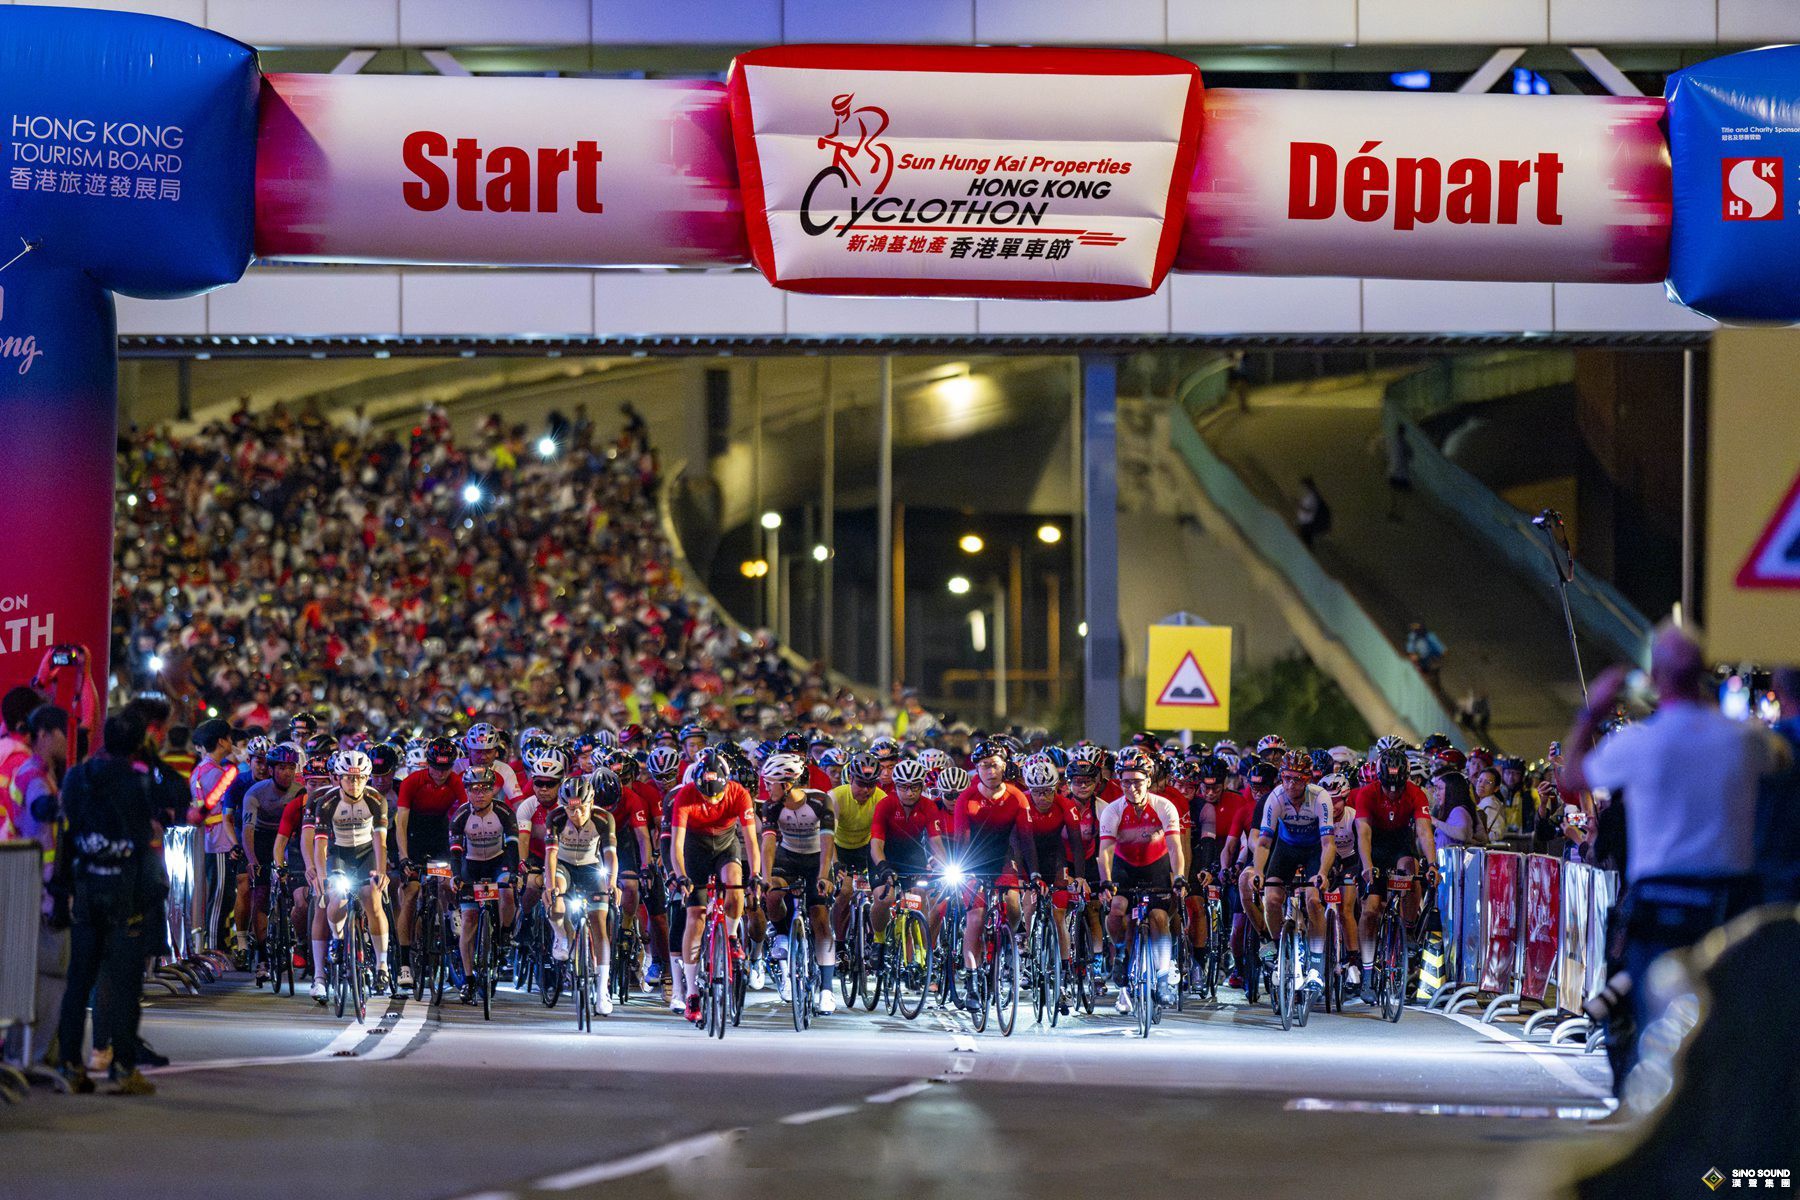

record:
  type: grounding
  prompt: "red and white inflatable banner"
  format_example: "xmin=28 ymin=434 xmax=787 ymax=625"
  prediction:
xmin=1178 ymin=89 xmax=1670 ymax=284
xmin=254 ymin=73 xmax=746 ymax=267
xmin=727 ymin=45 xmax=1203 ymax=300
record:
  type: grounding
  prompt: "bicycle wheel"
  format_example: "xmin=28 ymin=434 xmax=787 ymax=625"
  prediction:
xmin=575 ymin=926 xmax=592 ymax=1032
xmin=351 ymin=910 xmax=368 ymax=1025
xmin=1323 ymin=911 xmax=1342 ymax=1015
xmin=1293 ymin=926 xmax=1312 ymax=1028
xmin=859 ymin=903 xmax=882 ymax=1011
xmin=477 ymin=906 xmax=493 ymax=1022
xmin=967 ymin=950 xmax=990 ymax=1034
xmin=895 ymin=910 xmax=929 ymax=1021
xmin=994 ymin=925 xmax=1019 ymax=1037
xmin=791 ymin=912 xmax=811 ymax=1032
xmin=1132 ymin=931 xmax=1153 ymax=1038
xmin=1275 ymin=920 xmax=1295 ymax=1032
xmin=616 ymin=923 xmax=636 ymax=1007
xmin=709 ymin=922 xmax=730 ymax=1040
xmin=1381 ymin=911 xmax=1407 ymax=1024
xmin=1175 ymin=929 xmax=1192 ymax=1014
xmin=1242 ymin=916 xmax=1261 ymax=1005
xmin=1029 ymin=909 xmax=1048 ymax=1025
xmin=333 ymin=934 xmax=347 ymax=1019
xmin=1070 ymin=912 xmax=1093 ymax=1015
xmin=838 ymin=904 xmax=861 ymax=1010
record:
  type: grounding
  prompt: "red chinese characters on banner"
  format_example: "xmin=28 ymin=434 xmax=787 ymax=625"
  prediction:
xmin=1522 ymin=855 xmax=1561 ymax=1002
xmin=1480 ymin=852 xmax=1521 ymax=994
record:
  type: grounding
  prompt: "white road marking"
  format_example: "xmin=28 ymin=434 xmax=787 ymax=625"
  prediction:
xmin=363 ymin=998 xmax=430 ymax=1060
xmin=1284 ymin=1097 xmax=1612 ymax=1121
xmin=779 ymin=1104 xmax=861 ymax=1125
xmin=447 ymin=1191 xmax=518 ymax=1200
xmin=149 ymin=997 xmax=418 ymax=1076
xmin=1434 ymin=1011 xmax=1613 ymax=1101
xmin=535 ymin=1129 xmax=744 ymax=1190
xmin=864 ymin=1080 xmax=936 ymax=1104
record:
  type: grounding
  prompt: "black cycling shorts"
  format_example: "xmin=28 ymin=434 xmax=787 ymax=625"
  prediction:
xmin=772 ymin=849 xmax=825 ymax=898
xmin=325 ymin=844 xmax=377 ymax=889
xmin=1368 ymin=827 xmax=1418 ymax=873
xmin=1265 ymin=841 xmax=1322 ymax=887
xmin=1113 ymin=857 xmax=1173 ymax=913
xmin=556 ymin=862 xmax=608 ymax=904
xmin=835 ymin=844 xmax=873 ymax=874
xmin=681 ymin=830 xmax=742 ymax=893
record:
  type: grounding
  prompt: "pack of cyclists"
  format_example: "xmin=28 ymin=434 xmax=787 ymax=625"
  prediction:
xmin=221 ymin=716 xmax=1460 ymax=1030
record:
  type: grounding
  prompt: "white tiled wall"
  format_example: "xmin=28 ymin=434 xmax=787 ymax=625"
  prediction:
xmin=115 ymin=269 xmax=1715 ymax=339
xmin=19 ymin=0 xmax=1794 ymax=46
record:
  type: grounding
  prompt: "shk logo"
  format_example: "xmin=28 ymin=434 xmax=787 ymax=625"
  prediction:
xmin=1722 ymin=157 xmax=1783 ymax=221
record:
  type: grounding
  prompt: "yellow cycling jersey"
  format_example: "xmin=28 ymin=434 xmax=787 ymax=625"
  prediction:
xmin=829 ymin=783 xmax=886 ymax=850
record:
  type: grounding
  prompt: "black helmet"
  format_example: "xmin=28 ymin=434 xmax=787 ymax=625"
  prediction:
xmin=693 ymin=747 xmax=728 ymax=798
xmin=1378 ymin=749 xmax=1409 ymax=791
xmin=368 ymin=743 xmax=401 ymax=777
xmin=302 ymin=734 xmax=338 ymax=777
xmin=1246 ymin=760 xmax=1279 ymax=791
xmin=424 ymin=735 xmax=457 ymax=769
xmin=588 ymin=766 xmax=623 ymax=808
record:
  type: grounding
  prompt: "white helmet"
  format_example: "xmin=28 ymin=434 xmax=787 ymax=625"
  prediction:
xmin=331 ymin=749 xmax=372 ymax=778
xmin=1320 ymin=772 xmax=1351 ymax=799
xmin=760 ymin=753 xmax=808 ymax=785
xmin=1021 ymin=759 xmax=1059 ymax=790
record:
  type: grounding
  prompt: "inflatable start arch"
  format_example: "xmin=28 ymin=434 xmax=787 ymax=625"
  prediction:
xmin=0 ymin=3 xmax=1791 ymax=694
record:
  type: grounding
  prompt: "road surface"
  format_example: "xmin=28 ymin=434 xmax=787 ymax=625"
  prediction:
xmin=0 ymin=968 xmax=1620 ymax=1200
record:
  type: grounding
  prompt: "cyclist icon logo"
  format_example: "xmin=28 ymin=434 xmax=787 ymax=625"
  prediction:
xmin=817 ymin=92 xmax=894 ymax=195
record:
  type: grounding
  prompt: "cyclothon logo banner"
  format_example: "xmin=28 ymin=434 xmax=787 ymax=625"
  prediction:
xmin=728 ymin=45 xmax=1204 ymax=300
xmin=1722 ymin=157 xmax=1783 ymax=220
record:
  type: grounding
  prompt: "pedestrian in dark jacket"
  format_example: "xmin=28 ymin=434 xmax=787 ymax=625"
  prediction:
xmin=48 ymin=711 xmax=162 ymax=1096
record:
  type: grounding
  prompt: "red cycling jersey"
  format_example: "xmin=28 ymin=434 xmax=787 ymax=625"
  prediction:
xmin=1215 ymin=789 xmax=1254 ymax=843
xmin=670 ymin=781 xmax=756 ymax=838
xmin=1350 ymin=782 xmax=1430 ymax=832
xmin=952 ymin=782 xmax=1025 ymax=861
xmin=1016 ymin=795 xmax=1085 ymax=872
xmin=398 ymin=770 xmax=465 ymax=820
xmin=870 ymin=794 xmax=944 ymax=863
xmin=276 ymin=794 xmax=308 ymax=841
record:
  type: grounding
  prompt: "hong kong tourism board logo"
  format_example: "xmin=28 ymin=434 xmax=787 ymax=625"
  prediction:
xmin=1706 ymin=1167 xmax=1792 ymax=1190
xmin=0 ymin=286 xmax=47 ymax=376
xmin=1722 ymin=157 xmax=1783 ymax=221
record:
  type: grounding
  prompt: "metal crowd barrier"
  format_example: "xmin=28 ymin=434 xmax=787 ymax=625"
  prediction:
xmin=0 ymin=841 xmax=42 ymax=1102
xmin=1423 ymin=846 xmax=1617 ymax=1049
xmin=153 ymin=826 xmax=226 ymax=996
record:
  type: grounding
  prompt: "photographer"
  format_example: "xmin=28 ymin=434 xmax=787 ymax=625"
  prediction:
xmin=48 ymin=711 xmax=163 ymax=1096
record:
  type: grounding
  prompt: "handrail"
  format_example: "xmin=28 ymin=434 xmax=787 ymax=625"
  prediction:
xmin=1169 ymin=363 xmax=1463 ymax=745
xmin=1380 ymin=363 xmax=1653 ymax=669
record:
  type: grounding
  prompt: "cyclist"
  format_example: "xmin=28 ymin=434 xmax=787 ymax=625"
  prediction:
xmin=1097 ymin=746 xmax=1186 ymax=1013
xmin=1178 ymin=757 xmax=1229 ymax=980
xmin=928 ymin=763 xmax=968 ymax=822
xmin=450 ymin=765 xmax=521 ymax=1004
xmin=1016 ymin=757 xmax=1083 ymax=994
xmin=1351 ymin=748 xmax=1437 ymax=1004
xmin=1245 ymin=751 xmax=1336 ymax=995
xmin=546 ymin=771 xmax=620 ymax=1015
xmin=670 ymin=747 xmax=760 ymax=1023
xmin=513 ymin=749 xmax=567 ymax=955
xmin=394 ymin=736 xmax=464 ymax=990
xmin=758 ymin=752 xmax=839 ymax=1011
xmin=240 ymin=738 xmax=298 ymax=984
xmin=602 ymin=749 xmax=666 ymax=992
xmin=870 ymin=758 xmax=949 ymax=947
xmin=1320 ymin=770 xmax=1364 ymax=992
xmin=952 ymin=741 xmax=1027 ymax=999
xmin=460 ymin=723 xmax=522 ymax=802
xmin=298 ymin=734 xmax=339 ymax=1002
xmin=313 ymin=749 xmax=393 ymax=995
xmin=828 ymin=751 xmax=885 ymax=877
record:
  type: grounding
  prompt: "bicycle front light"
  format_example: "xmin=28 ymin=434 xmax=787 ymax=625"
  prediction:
xmin=327 ymin=872 xmax=354 ymax=899
xmin=942 ymin=862 xmax=967 ymax=888
xmin=567 ymin=896 xmax=588 ymax=918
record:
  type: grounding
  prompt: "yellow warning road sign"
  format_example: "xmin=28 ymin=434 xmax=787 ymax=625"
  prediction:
xmin=1709 ymin=331 xmax=1800 ymax=661
xmin=1145 ymin=625 xmax=1232 ymax=732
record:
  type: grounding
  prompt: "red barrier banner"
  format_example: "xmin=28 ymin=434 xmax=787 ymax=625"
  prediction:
xmin=1178 ymin=89 xmax=1670 ymax=283
xmin=727 ymin=44 xmax=1203 ymax=300
xmin=254 ymin=73 xmax=746 ymax=267
xmin=1522 ymin=854 xmax=1561 ymax=1003
xmin=1480 ymin=852 xmax=1521 ymax=994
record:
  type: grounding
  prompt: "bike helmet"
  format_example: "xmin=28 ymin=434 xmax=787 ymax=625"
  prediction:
xmin=817 ymin=748 xmax=847 ymax=773
xmin=1377 ymin=749 xmax=1408 ymax=791
xmin=462 ymin=765 xmax=498 ymax=791
xmin=916 ymin=747 xmax=951 ymax=775
xmin=303 ymin=734 xmax=338 ymax=779
xmin=846 ymin=751 xmax=881 ymax=787
xmin=286 ymin=712 xmax=320 ymax=742
xmin=1279 ymin=750 xmax=1313 ymax=778
xmin=775 ymin=730 xmax=808 ymax=756
xmin=1360 ymin=760 xmax=1382 ymax=786
xmin=646 ymin=745 xmax=681 ymax=779
xmin=592 ymin=729 xmax=619 ymax=751
xmin=692 ymin=747 xmax=729 ymax=797
xmin=1320 ymin=772 xmax=1351 ymax=799
xmin=368 ymin=743 xmax=401 ymax=777
xmin=587 ymin=766 xmax=623 ymax=807
xmin=266 ymin=742 xmax=303 ymax=769
xmin=679 ymin=722 xmax=706 ymax=745
xmin=969 ymin=739 xmax=1008 ymax=765
xmin=1372 ymin=734 xmax=1406 ymax=756
xmin=424 ymin=735 xmax=457 ymax=769
xmin=1407 ymin=751 xmax=1430 ymax=786
xmin=932 ymin=765 xmax=970 ymax=799
xmin=1039 ymin=745 xmax=1069 ymax=771
xmin=1128 ymin=730 xmax=1160 ymax=750
xmin=1197 ymin=757 xmax=1227 ymax=787
xmin=600 ymin=748 xmax=640 ymax=785
xmin=891 ymin=759 xmax=929 ymax=787
xmin=1021 ymin=759 xmax=1059 ymax=790
xmin=1246 ymin=760 xmax=1279 ymax=791
xmin=559 ymin=775 xmax=594 ymax=806
xmin=1420 ymin=732 xmax=1453 ymax=754
xmin=619 ymin=723 xmax=647 ymax=747
xmin=1256 ymin=734 xmax=1287 ymax=756
xmin=760 ymin=752 xmax=808 ymax=785
xmin=244 ymin=735 xmax=272 ymax=762
xmin=720 ymin=744 xmax=757 ymax=789
xmin=1309 ymin=748 xmax=1334 ymax=777
xmin=529 ymin=745 xmax=571 ymax=780
xmin=1113 ymin=746 xmax=1155 ymax=777
xmin=1216 ymin=751 xmax=1242 ymax=776
xmin=330 ymin=749 xmax=372 ymax=778
xmin=869 ymin=737 xmax=901 ymax=764
xmin=463 ymin=722 xmax=500 ymax=753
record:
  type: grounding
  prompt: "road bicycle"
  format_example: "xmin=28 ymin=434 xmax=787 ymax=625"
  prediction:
xmin=1112 ymin=884 xmax=1182 ymax=1038
xmin=263 ymin=865 xmax=297 ymax=997
xmin=411 ymin=860 xmax=456 ymax=1004
xmin=965 ymin=876 xmax=1020 ymax=1037
xmin=608 ymin=893 xmax=640 ymax=1007
xmin=836 ymin=867 xmax=881 ymax=1011
xmin=465 ymin=877 xmax=507 ymax=1021
xmin=1370 ymin=869 xmax=1416 ymax=1023
xmin=885 ymin=876 xmax=934 ymax=1021
xmin=1025 ymin=877 xmax=1064 ymax=1027
xmin=567 ymin=890 xmax=610 ymax=1030
xmin=1065 ymin=888 xmax=1100 ymax=1016
xmin=691 ymin=875 xmax=751 ymax=1039
xmin=1200 ymin=878 xmax=1229 ymax=1003
xmin=324 ymin=871 xmax=372 ymax=1024
xmin=1319 ymin=876 xmax=1352 ymax=1015
xmin=785 ymin=879 xmax=818 ymax=1032
xmin=1263 ymin=876 xmax=1314 ymax=1031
